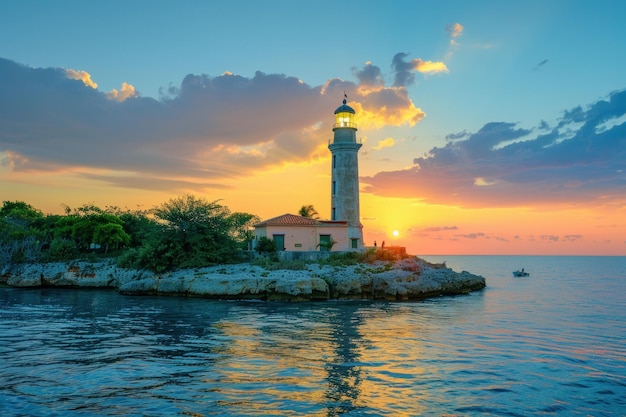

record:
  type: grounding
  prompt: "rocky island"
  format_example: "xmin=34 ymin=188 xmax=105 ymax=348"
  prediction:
xmin=2 ymin=256 xmax=485 ymax=302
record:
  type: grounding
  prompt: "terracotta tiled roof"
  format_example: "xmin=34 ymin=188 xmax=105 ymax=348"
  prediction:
xmin=254 ymin=213 xmax=319 ymax=227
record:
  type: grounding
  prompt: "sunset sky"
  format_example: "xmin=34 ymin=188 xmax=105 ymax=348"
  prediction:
xmin=1 ymin=0 xmax=625 ymax=255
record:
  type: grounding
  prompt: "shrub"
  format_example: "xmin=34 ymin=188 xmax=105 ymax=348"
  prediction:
xmin=319 ymin=251 xmax=360 ymax=266
xmin=255 ymin=236 xmax=277 ymax=254
xmin=46 ymin=238 xmax=78 ymax=262
xmin=252 ymin=257 xmax=308 ymax=271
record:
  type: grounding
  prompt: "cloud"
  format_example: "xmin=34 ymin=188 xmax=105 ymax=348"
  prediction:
xmin=415 ymin=60 xmax=449 ymax=75
xmin=0 ymin=56 xmax=423 ymax=193
xmin=445 ymin=23 xmax=464 ymax=59
xmin=392 ymin=53 xmax=448 ymax=86
xmin=423 ymin=226 xmax=458 ymax=232
xmin=445 ymin=130 xmax=470 ymax=141
xmin=106 ymin=82 xmax=138 ymax=102
xmin=64 ymin=69 xmax=98 ymax=89
xmin=353 ymin=61 xmax=384 ymax=88
xmin=412 ymin=225 xmax=458 ymax=234
xmin=361 ymin=89 xmax=626 ymax=208
xmin=372 ymin=137 xmax=396 ymax=151
xmin=456 ymin=232 xmax=486 ymax=239
xmin=348 ymin=61 xmax=426 ymax=129
xmin=46 ymin=65 xmax=137 ymax=105
xmin=446 ymin=23 xmax=464 ymax=46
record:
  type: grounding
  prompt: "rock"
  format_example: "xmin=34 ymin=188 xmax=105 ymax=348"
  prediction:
xmin=118 ymin=277 xmax=159 ymax=295
xmin=3 ymin=257 xmax=486 ymax=302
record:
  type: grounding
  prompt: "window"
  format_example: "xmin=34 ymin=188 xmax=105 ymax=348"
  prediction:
xmin=332 ymin=208 xmax=336 ymax=220
xmin=332 ymin=181 xmax=336 ymax=195
xmin=332 ymin=155 xmax=336 ymax=169
xmin=351 ymin=238 xmax=358 ymax=249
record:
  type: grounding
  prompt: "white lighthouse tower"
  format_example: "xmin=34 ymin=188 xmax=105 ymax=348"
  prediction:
xmin=329 ymin=95 xmax=363 ymax=250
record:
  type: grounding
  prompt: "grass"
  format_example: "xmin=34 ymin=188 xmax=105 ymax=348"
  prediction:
xmin=251 ymin=249 xmax=413 ymax=271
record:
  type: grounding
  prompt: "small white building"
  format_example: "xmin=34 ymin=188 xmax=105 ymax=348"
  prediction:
xmin=253 ymin=96 xmax=364 ymax=253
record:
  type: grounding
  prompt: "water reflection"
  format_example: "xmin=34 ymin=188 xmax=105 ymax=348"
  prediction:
xmin=3 ymin=262 xmax=622 ymax=417
xmin=0 ymin=289 xmax=486 ymax=416
xmin=205 ymin=300 xmax=483 ymax=416
xmin=323 ymin=305 xmax=365 ymax=416
xmin=205 ymin=303 xmax=353 ymax=415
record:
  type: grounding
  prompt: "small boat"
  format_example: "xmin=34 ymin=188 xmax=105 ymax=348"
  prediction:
xmin=513 ymin=269 xmax=529 ymax=277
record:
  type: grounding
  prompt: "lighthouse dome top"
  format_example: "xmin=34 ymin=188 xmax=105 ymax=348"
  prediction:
xmin=334 ymin=98 xmax=355 ymax=114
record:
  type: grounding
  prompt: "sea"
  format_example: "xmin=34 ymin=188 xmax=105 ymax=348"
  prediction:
xmin=0 ymin=255 xmax=624 ymax=417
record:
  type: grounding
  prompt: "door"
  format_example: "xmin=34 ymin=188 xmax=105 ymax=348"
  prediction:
xmin=272 ymin=234 xmax=285 ymax=251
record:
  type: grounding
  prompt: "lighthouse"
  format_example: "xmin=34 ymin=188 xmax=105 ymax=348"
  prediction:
xmin=329 ymin=95 xmax=363 ymax=250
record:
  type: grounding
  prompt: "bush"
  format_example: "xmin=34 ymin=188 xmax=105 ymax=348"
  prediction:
xmin=252 ymin=257 xmax=309 ymax=271
xmin=46 ymin=238 xmax=78 ymax=262
xmin=357 ymin=248 xmax=378 ymax=264
xmin=116 ymin=248 xmax=141 ymax=269
xmin=319 ymin=251 xmax=361 ymax=266
xmin=373 ymin=249 xmax=399 ymax=262
xmin=255 ymin=237 xmax=277 ymax=254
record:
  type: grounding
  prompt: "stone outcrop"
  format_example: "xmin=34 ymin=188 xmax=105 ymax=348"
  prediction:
xmin=1 ymin=257 xmax=486 ymax=302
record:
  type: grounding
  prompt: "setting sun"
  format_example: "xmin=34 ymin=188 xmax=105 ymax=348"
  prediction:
xmin=392 ymin=230 xmax=399 ymax=237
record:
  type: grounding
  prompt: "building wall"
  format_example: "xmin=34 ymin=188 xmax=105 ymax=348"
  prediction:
xmin=254 ymin=224 xmax=352 ymax=252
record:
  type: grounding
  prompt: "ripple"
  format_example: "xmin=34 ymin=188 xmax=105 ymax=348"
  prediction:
xmin=2 ymin=259 xmax=625 ymax=417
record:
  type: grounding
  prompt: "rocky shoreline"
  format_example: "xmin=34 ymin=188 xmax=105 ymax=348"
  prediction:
xmin=1 ymin=257 xmax=486 ymax=302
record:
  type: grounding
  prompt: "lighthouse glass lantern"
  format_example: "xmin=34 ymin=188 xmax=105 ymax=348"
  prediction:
xmin=334 ymin=99 xmax=356 ymax=128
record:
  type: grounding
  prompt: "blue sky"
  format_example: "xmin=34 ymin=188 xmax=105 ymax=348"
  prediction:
xmin=1 ymin=0 xmax=625 ymax=254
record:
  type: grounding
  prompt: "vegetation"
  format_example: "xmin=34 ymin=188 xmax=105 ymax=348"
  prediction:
xmin=1 ymin=196 xmax=412 ymax=274
xmin=1 ymin=195 xmax=259 ymax=273
xmin=251 ymin=248 xmax=410 ymax=272
xmin=118 ymin=195 xmax=260 ymax=272
xmin=298 ymin=204 xmax=319 ymax=219
xmin=254 ymin=236 xmax=277 ymax=254
xmin=252 ymin=257 xmax=308 ymax=271
xmin=0 ymin=201 xmax=46 ymax=272
xmin=317 ymin=237 xmax=337 ymax=252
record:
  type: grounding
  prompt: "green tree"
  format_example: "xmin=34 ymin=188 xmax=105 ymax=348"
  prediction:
xmin=116 ymin=210 xmax=158 ymax=248
xmin=0 ymin=201 xmax=45 ymax=269
xmin=51 ymin=203 xmax=130 ymax=252
xmin=298 ymin=204 xmax=319 ymax=219
xmin=94 ymin=223 xmax=131 ymax=253
xmin=0 ymin=201 xmax=43 ymax=224
xmin=46 ymin=238 xmax=78 ymax=261
xmin=132 ymin=194 xmax=256 ymax=271
xmin=227 ymin=212 xmax=261 ymax=249
xmin=255 ymin=236 xmax=277 ymax=254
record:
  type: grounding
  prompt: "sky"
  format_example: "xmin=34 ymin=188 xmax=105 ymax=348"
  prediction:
xmin=1 ymin=0 xmax=625 ymax=255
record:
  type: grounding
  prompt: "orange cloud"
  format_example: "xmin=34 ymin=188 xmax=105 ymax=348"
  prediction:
xmin=353 ymin=99 xmax=426 ymax=130
xmin=64 ymin=69 xmax=98 ymax=88
xmin=372 ymin=137 xmax=396 ymax=151
xmin=414 ymin=59 xmax=449 ymax=75
xmin=107 ymin=82 xmax=138 ymax=102
xmin=446 ymin=22 xmax=464 ymax=45
xmin=2 ymin=58 xmax=426 ymax=196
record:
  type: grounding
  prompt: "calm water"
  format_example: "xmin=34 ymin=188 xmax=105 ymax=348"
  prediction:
xmin=1 ymin=256 xmax=624 ymax=416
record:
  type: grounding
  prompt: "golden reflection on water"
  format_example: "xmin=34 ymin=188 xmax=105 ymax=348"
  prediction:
xmin=204 ymin=305 xmax=435 ymax=416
